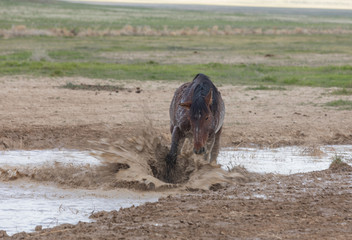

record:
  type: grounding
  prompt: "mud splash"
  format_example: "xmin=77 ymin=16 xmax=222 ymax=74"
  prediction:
xmin=0 ymin=125 xmax=249 ymax=192
xmin=0 ymin=125 xmax=250 ymax=235
xmin=90 ymin=126 xmax=248 ymax=191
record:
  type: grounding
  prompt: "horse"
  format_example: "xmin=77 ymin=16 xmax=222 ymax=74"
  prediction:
xmin=166 ymin=73 xmax=225 ymax=180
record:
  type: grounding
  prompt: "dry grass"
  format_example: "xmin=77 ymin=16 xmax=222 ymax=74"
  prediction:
xmin=1 ymin=25 xmax=352 ymax=38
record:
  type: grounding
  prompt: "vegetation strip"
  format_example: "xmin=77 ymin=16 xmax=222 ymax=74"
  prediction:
xmin=2 ymin=25 xmax=352 ymax=38
xmin=1 ymin=61 xmax=352 ymax=88
xmin=0 ymin=0 xmax=352 ymax=89
xmin=331 ymin=88 xmax=352 ymax=95
xmin=325 ymin=100 xmax=352 ymax=110
xmin=1 ymin=0 xmax=352 ymax=32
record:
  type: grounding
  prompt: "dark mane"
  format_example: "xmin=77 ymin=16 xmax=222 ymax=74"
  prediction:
xmin=190 ymin=74 xmax=218 ymax=120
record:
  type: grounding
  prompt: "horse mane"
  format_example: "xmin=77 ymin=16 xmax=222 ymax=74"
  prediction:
xmin=190 ymin=74 xmax=218 ymax=120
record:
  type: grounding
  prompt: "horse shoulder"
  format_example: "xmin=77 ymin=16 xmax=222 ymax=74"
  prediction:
xmin=214 ymin=90 xmax=225 ymax=134
xmin=170 ymin=82 xmax=192 ymax=130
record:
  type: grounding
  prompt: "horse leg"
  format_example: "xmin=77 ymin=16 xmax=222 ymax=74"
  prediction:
xmin=204 ymin=136 xmax=215 ymax=163
xmin=166 ymin=126 xmax=183 ymax=181
xmin=210 ymin=127 xmax=222 ymax=163
xmin=167 ymin=126 xmax=183 ymax=164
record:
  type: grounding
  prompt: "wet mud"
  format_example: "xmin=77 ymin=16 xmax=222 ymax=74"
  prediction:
xmin=0 ymin=123 xmax=251 ymax=191
xmin=2 ymin=124 xmax=351 ymax=239
xmin=3 ymin=162 xmax=351 ymax=240
xmin=0 ymin=124 xmax=255 ymax=238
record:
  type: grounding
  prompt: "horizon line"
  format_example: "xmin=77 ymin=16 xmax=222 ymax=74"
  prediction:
xmin=66 ymin=0 xmax=352 ymax=11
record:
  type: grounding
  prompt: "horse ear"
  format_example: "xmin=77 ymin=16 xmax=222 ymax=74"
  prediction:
xmin=179 ymin=101 xmax=192 ymax=110
xmin=205 ymin=88 xmax=213 ymax=106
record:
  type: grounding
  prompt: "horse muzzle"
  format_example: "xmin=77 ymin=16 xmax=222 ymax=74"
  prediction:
xmin=193 ymin=147 xmax=205 ymax=155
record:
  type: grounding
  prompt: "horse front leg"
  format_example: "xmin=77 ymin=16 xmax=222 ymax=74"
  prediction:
xmin=204 ymin=135 xmax=215 ymax=163
xmin=210 ymin=127 xmax=222 ymax=163
xmin=167 ymin=126 xmax=182 ymax=165
xmin=165 ymin=126 xmax=183 ymax=181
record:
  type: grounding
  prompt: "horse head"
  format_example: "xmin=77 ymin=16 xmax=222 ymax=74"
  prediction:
xmin=180 ymin=88 xmax=213 ymax=154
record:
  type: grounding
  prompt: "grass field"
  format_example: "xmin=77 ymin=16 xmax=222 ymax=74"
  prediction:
xmin=2 ymin=0 xmax=352 ymax=31
xmin=0 ymin=0 xmax=352 ymax=87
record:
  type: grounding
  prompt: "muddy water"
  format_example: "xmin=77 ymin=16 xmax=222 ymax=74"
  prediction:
xmin=2 ymin=146 xmax=351 ymax=175
xmin=1 ymin=145 xmax=352 ymax=235
xmin=0 ymin=149 xmax=100 ymax=167
xmin=0 ymin=150 xmax=161 ymax=235
xmin=218 ymin=145 xmax=352 ymax=174
xmin=0 ymin=181 xmax=158 ymax=236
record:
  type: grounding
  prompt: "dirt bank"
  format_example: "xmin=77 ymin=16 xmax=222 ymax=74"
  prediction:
xmin=1 ymin=76 xmax=352 ymax=150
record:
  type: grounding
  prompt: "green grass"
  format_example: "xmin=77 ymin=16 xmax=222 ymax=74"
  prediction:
xmin=245 ymin=85 xmax=287 ymax=90
xmin=48 ymin=50 xmax=93 ymax=61
xmin=329 ymin=155 xmax=347 ymax=170
xmin=1 ymin=60 xmax=352 ymax=87
xmin=1 ymin=35 xmax=352 ymax=64
xmin=325 ymin=100 xmax=352 ymax=110
xmin=331 ymin=155 xmax=344 ymax=165
xmin=0 ymin=0 xmax=352 ymax=88
xmin=0 ymin=51 xmax=32 ymax=61
xmin=1 ymin=0 xmax=352 ymax=31
xmin=331 ymin=88 xmax=352 ymax=95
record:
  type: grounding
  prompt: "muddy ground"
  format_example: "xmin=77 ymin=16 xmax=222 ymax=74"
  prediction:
xmin=1 ymin=76 xmax=352 ymax=239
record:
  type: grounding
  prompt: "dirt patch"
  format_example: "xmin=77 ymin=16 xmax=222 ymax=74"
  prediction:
xmin=61 ymin=83 xmax=124 ymax=92
xmin=329 ymin=158 xmax=352 ymax=172
xmin=60 ymin=82 xmax=143 ymax=93
xmin=1 ymin=76 xmax=352 ymax=150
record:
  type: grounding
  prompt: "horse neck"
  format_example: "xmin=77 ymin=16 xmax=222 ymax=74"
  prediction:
xmin=189 ymin=84 xmax=212 ymax=119
xmin=192 ymin=79 xmax=217 ymax=111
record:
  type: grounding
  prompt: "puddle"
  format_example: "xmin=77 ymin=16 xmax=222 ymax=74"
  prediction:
xmin=2 ymin=146 xmax=352 ymax=175
xmin=0 ymin=149 xmax=160 ymax=236
xmin=0 ymin=149 xmax=100 ymax=168
xmin=1 ymin=145 xmax=352 ymax=235
xmin=0 ymin=181 xmax=158 ymax=236
xmin=218 ymin=145 xmax=352 ymax=174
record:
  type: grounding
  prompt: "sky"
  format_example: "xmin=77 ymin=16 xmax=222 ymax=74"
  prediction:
xmin=70 ymin=0 xmax=352 ymax=10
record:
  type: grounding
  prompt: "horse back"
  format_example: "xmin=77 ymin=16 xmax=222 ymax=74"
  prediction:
xmin=192 ymin=74 xmax=225 ymax=133
xmin=169 ymin=74 xmax=225 ymax=134
xmin=169 ymin=82 xmax=192 ymax=133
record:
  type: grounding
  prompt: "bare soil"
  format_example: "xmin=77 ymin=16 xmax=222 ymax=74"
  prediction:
xmin=1 ymin=76 xmax=352 ymax=239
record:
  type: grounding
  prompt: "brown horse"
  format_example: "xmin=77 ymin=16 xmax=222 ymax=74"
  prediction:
xmin=166 ymin=73 xmax=225 ymax=179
